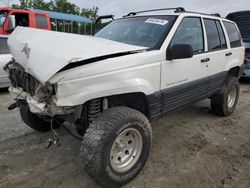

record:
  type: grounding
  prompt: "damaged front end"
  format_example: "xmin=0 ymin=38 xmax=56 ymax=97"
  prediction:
xmin=4 ymin=60 xmax=82 ymax=121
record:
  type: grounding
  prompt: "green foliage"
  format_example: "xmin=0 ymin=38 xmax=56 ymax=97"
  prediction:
xmin=12 ymin=0 xmax=109 ymax=35
xmin=52 ymin=0 xmax=80 ymax=15
xmin=18 ymin=0 xmax=32 ymax=9
xmin=32 ymin=0 xmax=53 ymax=10
xmin=13 ymin=0 xmax=98 ymax=21
xmin=81 ymin=6 xmax=99 ymax=21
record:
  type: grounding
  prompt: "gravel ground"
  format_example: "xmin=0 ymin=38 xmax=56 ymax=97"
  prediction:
xmin=0 ymin=80 xmax=249 ymax=188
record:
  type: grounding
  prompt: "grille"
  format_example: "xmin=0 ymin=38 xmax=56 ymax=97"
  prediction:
xmin=7 ymin=62 xmax=39 ymax=96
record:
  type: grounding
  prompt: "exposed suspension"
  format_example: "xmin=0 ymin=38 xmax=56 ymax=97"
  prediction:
xmin=87 ymin=99 xmax=101 ymax=124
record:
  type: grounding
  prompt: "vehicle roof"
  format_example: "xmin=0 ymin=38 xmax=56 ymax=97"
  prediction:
xmin=0 ymin=7 xmax=92 ymax=24
xmin=0 ymin=7 xmax=11 ymax=11
xmin=227 ymin=10 xmax=250 ymax=16
xmin=124 ymin=12 xmax=232 ymax=22
xmin=0 ymin=7 xmax=47 ymax=15
xmin=30 ymin=9 xmax=93 ymax=24
xmin=121 ymin=7 xmax=234 ymax=22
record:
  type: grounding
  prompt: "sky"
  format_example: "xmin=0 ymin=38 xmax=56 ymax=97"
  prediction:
xmin=71 ymin=0 xmax=250 ymax=18
xmin=1 ymin=0 xmax=250 ymax=18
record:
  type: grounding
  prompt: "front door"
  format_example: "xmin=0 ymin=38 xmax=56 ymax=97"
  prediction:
xmin=161 ymin=17 xmax=208 ymax=114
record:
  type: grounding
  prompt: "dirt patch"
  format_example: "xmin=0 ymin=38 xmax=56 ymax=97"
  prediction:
xmin=0 ymin=83 xmax=250 ymax=188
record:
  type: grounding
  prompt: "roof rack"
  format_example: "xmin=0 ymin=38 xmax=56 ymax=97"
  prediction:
xmin=184 ymin=11 xmax=221 ymax=17
xmin=95 ymin=15 xmax=114 ymax=23
xmin=125 ymin=7 xmax=221 ymax=18
xmin=126 ymin=7 xmax=185 ymax=17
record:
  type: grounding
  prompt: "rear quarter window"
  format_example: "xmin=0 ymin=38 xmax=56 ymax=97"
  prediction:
xmin=223 ymin=21 xmax=242 ymax=48
xmin=35 ymin=14 xmax=48 ymax=29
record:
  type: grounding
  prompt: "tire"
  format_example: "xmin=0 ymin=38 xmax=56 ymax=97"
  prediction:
xmin=80 ymin=107 xmax=152 ymax=188
xmin=75 ymin=121 xmax=88 ymax=136
xmin=211 ymin=77 xmax=240 ymax=116
xmin=20 ymin=104 xmax=61 ymax=132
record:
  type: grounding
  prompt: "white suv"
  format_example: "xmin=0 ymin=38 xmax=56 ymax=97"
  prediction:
xmin=5 ymin=7 xmax=245 ymax=187
xmin=0 ymin=35 xmax=11 ymax=88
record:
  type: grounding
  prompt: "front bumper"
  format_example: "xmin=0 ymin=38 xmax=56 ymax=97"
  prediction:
xmin=9 ymin=86 xmax=76 ymax=116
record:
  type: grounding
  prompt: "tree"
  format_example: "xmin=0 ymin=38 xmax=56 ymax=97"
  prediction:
xmin=32 ymin=0 xmax=53 ymax=11
xmin=18 ymin=0 xmax=32 ymax=9
xmin=13 ymin=0 xmax=98 ymax=20
xmin=81 ymin=7 xmax=99 ymax=21
xmin=13 ymin=0 xmax=101 ymax=35
xmin=52 ymin=0 xmax=80 ymax=15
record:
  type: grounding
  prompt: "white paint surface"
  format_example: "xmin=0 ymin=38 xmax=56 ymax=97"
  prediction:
xmin=8 ymin=27 xmax=147 ymax=84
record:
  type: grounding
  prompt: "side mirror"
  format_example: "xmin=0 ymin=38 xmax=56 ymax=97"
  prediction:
xmin=6 ymin=15 xmax=16 ymax=33
xmin=169 ymin=44 xmax=193 ymax=60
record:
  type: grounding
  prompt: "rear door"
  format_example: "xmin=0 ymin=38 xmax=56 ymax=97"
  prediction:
xmin=161 ymin=17 xmax=208 ymax=113
xmin=223 ymin=21 xmax=244 ymax=74
xmin=203 ymin=18 xmax=229 ymax=95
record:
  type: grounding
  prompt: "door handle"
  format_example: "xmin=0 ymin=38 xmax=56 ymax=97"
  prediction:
xmin=225 ymin=52 xmax=232 ymax=56
xmin=201 ymin=58 xmax=210 ymax=63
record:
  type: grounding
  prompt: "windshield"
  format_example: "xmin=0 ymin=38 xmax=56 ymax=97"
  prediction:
xmin=95 ymin=16 xmax=176 ymax=48
xmin=0 ymin=11 xmax=8 ymax=27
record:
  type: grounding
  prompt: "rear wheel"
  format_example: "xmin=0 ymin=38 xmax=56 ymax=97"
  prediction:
xmin=20 ymin=104 xmax=61 ymax=132
xmin=211 ymin=77 xmax=240 ymax=116
xmin=80 ymin=107 xmax=152 ymax=187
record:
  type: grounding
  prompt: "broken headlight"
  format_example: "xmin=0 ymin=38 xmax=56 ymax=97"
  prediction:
xmin=33 ymin=83 xmax=55 ymax=103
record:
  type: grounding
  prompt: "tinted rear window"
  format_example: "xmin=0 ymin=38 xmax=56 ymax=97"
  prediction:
xmin=0 ymin=37 xmax=10 ymax=54
xmin=223 ymin=21 xmax=242 ymax=48
xmin=216 ymin=21 xmax=227 ymax=49
xmin=35 ymin=14 xmax=48 ymax=29
xmin=204 ymin=19 xmax=221 ymax=51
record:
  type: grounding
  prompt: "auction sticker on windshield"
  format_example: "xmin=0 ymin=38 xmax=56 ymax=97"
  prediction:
xmin=145 ymin=18 xmax=169 ymax=25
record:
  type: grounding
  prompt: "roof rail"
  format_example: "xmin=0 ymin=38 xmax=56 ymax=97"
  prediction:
xmin=95 ymin=15 xmax=114 ymax=23
xmin=125 ymin=7 xmax=185 ymax=17
xmin=184 ymin=11 xmax=221 ymax=17
xmin=125 ymin=7 xmax=221 ymax=18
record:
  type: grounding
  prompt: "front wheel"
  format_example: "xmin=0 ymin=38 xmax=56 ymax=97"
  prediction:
xmin=20 ymin=104 xmax=62 ymax=132
xmin=80 ymin=107 xmax=152 ymax=188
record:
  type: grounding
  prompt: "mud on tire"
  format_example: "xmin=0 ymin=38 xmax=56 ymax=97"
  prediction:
xmin=80 ymin=107 xmax=152 ymax=188
xmin=211 ymin=77 xmax=240 ymax=116
xmin=20 ymin=104 xmax=61 ymax=132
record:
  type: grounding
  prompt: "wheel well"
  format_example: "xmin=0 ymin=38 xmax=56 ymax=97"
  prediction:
xmin=108 ymin=92 xmax=149 ymax=118
xmin=228 ymin=66 xmax=240 ymax=78
xmin=78 ymin=93 xmax=149 ymax=128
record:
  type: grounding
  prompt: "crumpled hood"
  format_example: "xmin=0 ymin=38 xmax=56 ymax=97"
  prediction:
xmin=8 ymin=27 xmax=147 ymax=84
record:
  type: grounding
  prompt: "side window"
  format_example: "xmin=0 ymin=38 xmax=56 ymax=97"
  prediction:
xmin=0 ymin=37 xmax=10 ymax=54
xmin=223 ymin=21 xmax=242 ymax=48
xmin=35 ymin=14 xmax=48 ymax=29
xmin=204 ymin=19 xmax=227 ymax=51
xmin=12 ymin=13 xmax=29 ymax=27
xmin=216 ymin=21 xmax=227 ymax=49
xmin=171 ymin=17 xmax=204 ymax=53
